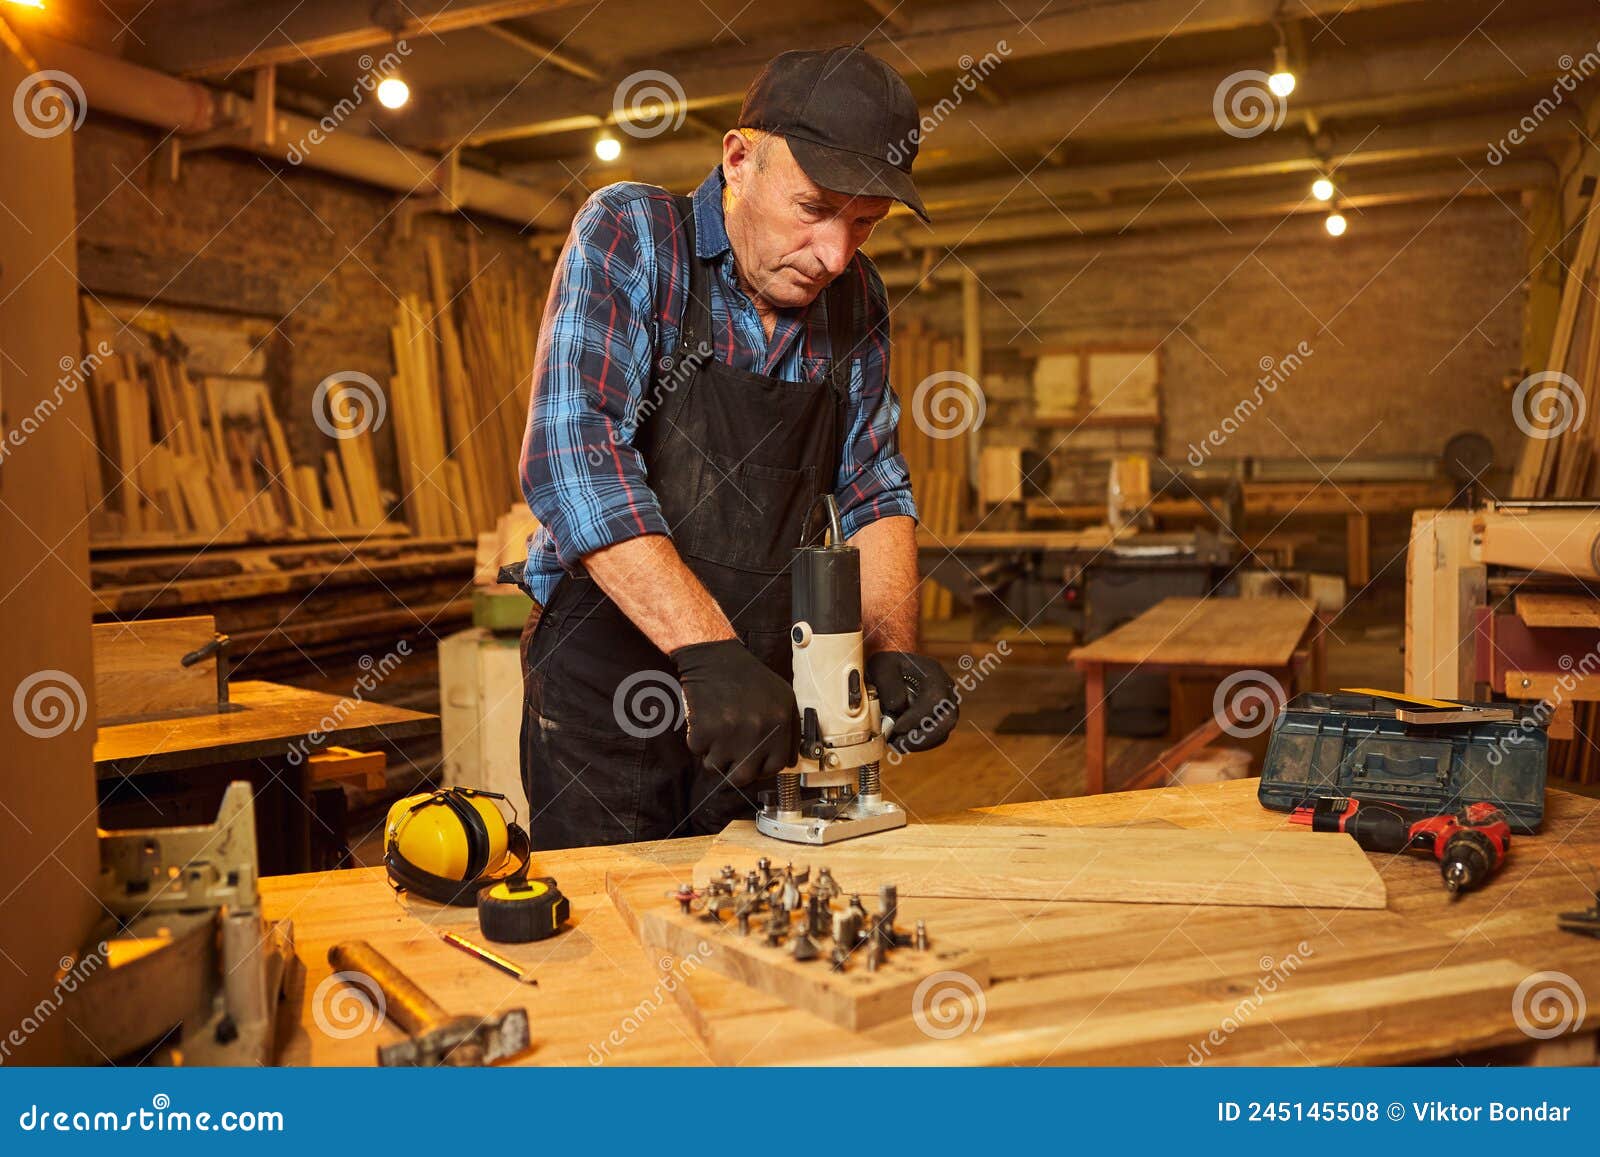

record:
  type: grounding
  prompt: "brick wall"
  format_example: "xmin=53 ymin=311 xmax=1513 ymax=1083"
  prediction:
xmin=904 ymin=197 xmax=1530 ymax=474
xmin=71 ymin=117 xmax=552 ymax=494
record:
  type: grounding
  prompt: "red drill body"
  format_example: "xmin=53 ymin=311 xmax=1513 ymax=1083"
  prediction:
xmin=1289 ymin=797 xmax=1510 ymax=897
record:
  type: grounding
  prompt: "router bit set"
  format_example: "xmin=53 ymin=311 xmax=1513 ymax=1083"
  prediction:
xmin=674 ymin=857 xmax=928 ymax=973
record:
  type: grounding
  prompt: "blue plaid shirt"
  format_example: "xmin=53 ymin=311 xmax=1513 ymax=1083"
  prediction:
xmin=519 ymin=165 xmax=917 ymax=605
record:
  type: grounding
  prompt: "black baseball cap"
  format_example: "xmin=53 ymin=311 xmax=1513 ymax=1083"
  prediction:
xmin=738 ymin=46 xmax=930 ymax=223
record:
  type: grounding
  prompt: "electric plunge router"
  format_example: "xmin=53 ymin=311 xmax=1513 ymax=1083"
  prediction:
xmin=756 ymin=497 xmax=902 ymax=845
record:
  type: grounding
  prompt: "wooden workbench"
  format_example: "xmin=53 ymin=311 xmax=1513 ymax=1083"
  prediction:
xmin=263 ymin=779 xmax=1600 ymax=1067
xmin=1070 ymin=597 xmax=1321 ymax=793
xmin=96 ymin=680 xmax=437 ymax=872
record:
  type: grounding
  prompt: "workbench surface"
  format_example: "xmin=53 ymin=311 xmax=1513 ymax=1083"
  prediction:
xmin=263 ymin=780 xmax=1600 ymax=1066
xmin=95 ymin=680 xmax=437 ymax=776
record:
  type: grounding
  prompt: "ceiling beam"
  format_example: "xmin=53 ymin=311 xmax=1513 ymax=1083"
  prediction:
xmin=130 ymin=0 xmax=589 ymax=78
xmin=507 ymin=16 xmax=1582 ymax=194
xmin=908 ymin=110 xmax=1573 ymax=219
xmin=864 ymin=159 xmax=1550 ymax=252
xmin=875 ymin=198 xmax=1521 ymax=289
xmin=412 ymin=0 xmax=1431 ymax=149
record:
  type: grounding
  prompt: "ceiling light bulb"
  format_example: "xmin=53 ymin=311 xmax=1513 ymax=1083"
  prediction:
xmin=1324 ymin=211 xmax=1347 ymax=238
xmin=595 ymin=135 xmax=622 ymax=162
xmin=1311 ymin=176 xmax=1335 ymax=201
xmin=1269 ymin=45 xmax=1296 ymax=97
xmin=376 ymin=76 xmax=410 ymax=110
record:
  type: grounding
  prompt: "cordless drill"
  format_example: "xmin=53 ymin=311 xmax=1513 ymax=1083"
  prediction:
xmin=1289 ymin=797 xmax=1511 ymax=898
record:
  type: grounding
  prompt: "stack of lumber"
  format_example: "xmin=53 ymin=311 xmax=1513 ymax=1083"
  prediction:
xmin=84 ymin=342 xmax=388 ymax=545
xmin=1513 ymin=192 xmax=1600 ymax=496
xmin=458 ymin=242 xmax=541 ymax=518
xmin=387 ymin=239 xmax=546 ymax=540
xmin=891 ymin=318 xmax=971 ymax=621
xmin=92 ymin=537 xmax=475 ymax=694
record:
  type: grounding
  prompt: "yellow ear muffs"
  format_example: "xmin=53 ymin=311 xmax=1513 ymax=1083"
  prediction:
xmin=384 ymin=787 xmax=530 ymax=906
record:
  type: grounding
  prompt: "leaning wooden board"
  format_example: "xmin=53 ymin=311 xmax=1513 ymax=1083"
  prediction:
xmin=694 ymin=820 xmax=1387 ymax=910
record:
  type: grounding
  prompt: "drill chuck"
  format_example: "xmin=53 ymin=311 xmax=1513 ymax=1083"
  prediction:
xmin=1440 ymin=829 xmax=1497 ymax=898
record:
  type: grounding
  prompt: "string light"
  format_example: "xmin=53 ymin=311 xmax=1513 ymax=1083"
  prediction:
xmin=1268 ymin=41 xmax=1296 ymax=97
xmin=1324 ymin=211 xmax=1347 ymax=237
xmin=1311 ymin=175 xmax=1335 ymax=202
xmin=595 ymin=134 xmax=622 ymax=162
xmin=376 ymin=76 xmax=410 ymax=109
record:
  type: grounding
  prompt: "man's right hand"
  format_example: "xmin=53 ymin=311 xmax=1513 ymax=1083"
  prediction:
xmin=670 ymin=640 xmax=800 ymax=786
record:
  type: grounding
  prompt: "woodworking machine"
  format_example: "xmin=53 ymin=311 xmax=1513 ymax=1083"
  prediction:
xmin=757 ymin=497 xmax=901 ymax=845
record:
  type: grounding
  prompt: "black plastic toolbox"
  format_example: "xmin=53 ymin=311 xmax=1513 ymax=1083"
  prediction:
xmin=1258 ymin=691 xmax=1549 ymax=834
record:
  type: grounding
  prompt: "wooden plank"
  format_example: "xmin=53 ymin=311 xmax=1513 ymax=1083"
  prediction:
xmin=1516 ymin=592 xmax=1600 ymax=628
xmin=608 ymin=875 xmax=990 ymax=1032
xmin=307 ymin=745 xmax=387 ymax=790
xmin=1478 ymin=510 xmax=1600 ymax=578
xmin=90 ymin=614 xmax=217 ymax=725
xmin=1504 ymin=670 xmax=1600 ymax=703
xmin=921 ymin=527 xmax=1120 ymax=551
xmin=1070 ymin=597 xmax=1313 ymax=668
xmin=693 ymin=820 xmax=1387 ymax=910
xmin=323 ymin=450 xmax=356 ymax=528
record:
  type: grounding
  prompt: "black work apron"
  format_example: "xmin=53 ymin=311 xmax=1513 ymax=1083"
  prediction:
xmin=520 ymin=195 xmax=857 ymax=850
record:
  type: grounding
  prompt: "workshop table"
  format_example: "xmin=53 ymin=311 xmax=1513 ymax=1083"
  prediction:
xmin=263 ymin=778 xmax=1600 ymax=1067
xmin=1069 ymin=597 xmax=1323 ymax=794
xmin=96 ymin=679 xmax=437 ymax=873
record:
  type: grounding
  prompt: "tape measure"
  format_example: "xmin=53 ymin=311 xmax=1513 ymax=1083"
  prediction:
xmin=477 ymin=876 xmax=570 ymax=944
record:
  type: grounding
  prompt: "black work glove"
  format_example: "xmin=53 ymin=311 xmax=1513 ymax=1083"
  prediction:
xmin=867 ymin=651 xmax=959 ymax=754
xmin=670 ymin=639 xmax=801 ymax=787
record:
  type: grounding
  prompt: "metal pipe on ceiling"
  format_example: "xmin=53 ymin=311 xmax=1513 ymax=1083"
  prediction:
xmin=21 ymin=32 xmax=576 ymax=233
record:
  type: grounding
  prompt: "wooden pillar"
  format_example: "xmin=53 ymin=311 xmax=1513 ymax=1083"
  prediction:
xmin=961 ymin=266 xmax=982 ymax=517
xmin=0 ymin=48 xmax=103 ymax=1063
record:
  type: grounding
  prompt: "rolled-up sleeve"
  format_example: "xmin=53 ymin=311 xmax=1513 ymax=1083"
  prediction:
xmin=836 ymin=256 xmax=918 ymax=538
xmin=519 ymin=188 xmax=671 ymax=569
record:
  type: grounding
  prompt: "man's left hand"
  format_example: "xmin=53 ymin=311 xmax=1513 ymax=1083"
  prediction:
xmin=866 ymin=651 xmax=958 ymax=753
